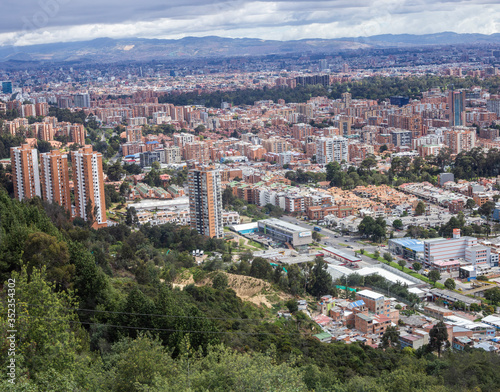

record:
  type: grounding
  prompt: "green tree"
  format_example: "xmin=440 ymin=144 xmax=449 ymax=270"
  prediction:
xmin=309 ymin=257 xmax=334 ymax=298
xmin=479 ymin=200 xmax=496 ymax=220
xmin=22 ymin=232 xmax=73 ymax=290
xmin=444 ymin=278 xmax=456 ymax=290
xmin=126 ymin=207 xmax=139 ymax=226
xmin=0 ymin=266 xmax=86 ymax=378
xmin=285 ymin=299 xmax=298 ymax=313
xmin=466 ymin=198 xmax=476 ymax=210
xmin=69 ymin=242 xmax=110 ymax=312
xmin=398 ymin=259 xmax=406 ymax=270
xmin=381 ymin=326 xmax=400 ymax=349
xmin=415 ymin=201 xmax=426 ymax=216
xmin=119 ymin=181 xmax=130 ymax=196
xmin=393 ymin=219 xmax=403 ymax=229
xmin=212 ymin=272 xmax=228 ymax=290
xmin=484 ymin=287 xmax=500 ymax=305
xmin=250 ymin=257 xmax=273 ymax=280
xmin=412 ymin=262 xmax=422 ymax=272
xmin=106 ymin=160 xmax=125 ymax=181
xmin=429 ymin=321 xmax=448 ymax=357
xmin=312 ymin=231 xmax=321 ymax=242
xmin=105 ymin=334 xmax=173 ymax=392
xmin=373 ymin=250 xmax=380 ymax=259
xmin=222 ymin=186 xmax=235 ymax=208
xmin=428 ymin=270 xmax=441 ymax=285
xmin=383 ymin=252 xmax=393 ymax=262
xmin=36 ymin=139 xmax=52 ymax=153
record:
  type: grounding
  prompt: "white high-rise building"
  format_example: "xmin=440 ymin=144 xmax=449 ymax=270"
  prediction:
xmin=71 ymin=145 xmax=107 ymax=229
xmin=188 ymin=167 xmax=223 ymax=238
xmin=315 ymin=136 xmax=348 ymax=164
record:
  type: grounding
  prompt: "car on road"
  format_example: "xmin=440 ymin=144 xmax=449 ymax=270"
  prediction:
xmin=345 ymin=239 xmax=349 ymax=242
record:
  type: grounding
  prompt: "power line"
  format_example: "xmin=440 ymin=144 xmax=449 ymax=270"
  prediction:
xmin=20 ymin=303 xmax=281 ymax=323
xmin=3 ymin=308 xmax=460 ymax=332
xmin=2 ymin=313 xmax=310 ymax=337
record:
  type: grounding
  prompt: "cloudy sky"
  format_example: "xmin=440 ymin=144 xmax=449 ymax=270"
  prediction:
xmin=0 ymin=0 xmax=499 ymax=46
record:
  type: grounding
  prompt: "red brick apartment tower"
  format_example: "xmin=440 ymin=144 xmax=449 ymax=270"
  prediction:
xmin=70 ymin=124 xmax=86 ymax=145
xmin=11 ymin=144 xmax=41 ymax=201
xmin=71 ymin=145 xmax=107 ymax=229
xmin=40 ymin=150 xmax=71 ymax=213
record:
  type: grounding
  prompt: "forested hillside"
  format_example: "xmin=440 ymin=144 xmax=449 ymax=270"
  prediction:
xmin=1 ymin=192 xmax=500 ymax=391
xmin=158 ymin=75 xmax=500 ymax=107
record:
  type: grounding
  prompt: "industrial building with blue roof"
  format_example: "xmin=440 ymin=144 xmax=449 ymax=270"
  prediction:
xmin=388 ymin=238 xmax=424 ymax=260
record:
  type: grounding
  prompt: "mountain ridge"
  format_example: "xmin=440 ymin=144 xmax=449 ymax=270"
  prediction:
xmin=1 ymin=32 xmax=500 ymax=63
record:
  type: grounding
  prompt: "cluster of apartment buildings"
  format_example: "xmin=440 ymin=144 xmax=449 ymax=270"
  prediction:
xmin=3 ymin=116 xmax=86 ymax=146
xmin=11 ymin=144 xmax=107 ymax=228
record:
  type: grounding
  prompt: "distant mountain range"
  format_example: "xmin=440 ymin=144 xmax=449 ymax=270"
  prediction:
xmin=1 ymin=32 xmax=500 ymax=63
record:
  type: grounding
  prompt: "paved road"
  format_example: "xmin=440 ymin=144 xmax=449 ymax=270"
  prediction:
xmin=280 ymin=216 xmax=383 ymax=266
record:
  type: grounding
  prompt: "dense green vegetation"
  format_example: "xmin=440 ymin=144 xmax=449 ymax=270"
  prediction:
xmin=453 ymin=147 xmax=500 ymax=180
xmin=159 ymin=75 xmax=500 ymax=107
xmin=48 ymin=107 xmax=87 ymax=124
xmin=0 ymin=134 xmax=25 ymax=159
xmin=2 ymin=192 xmax=500 ymax=391
xmin=326 ymin=155 xmax=441 ymax=189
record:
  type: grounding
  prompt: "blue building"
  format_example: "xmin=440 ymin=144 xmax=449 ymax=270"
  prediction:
xmin=388 ymin=238 xmax=424 ymax=260
xmin=2 ymin=81 xmax=12 ymax=94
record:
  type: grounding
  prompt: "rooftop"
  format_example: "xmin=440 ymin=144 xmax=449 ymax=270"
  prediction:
xmin=389 ymin=238 xmax=424 ymax=252
xmin=357 ymin=289 xmax=385 ymax=300
xmin=259 ymin=218 xmax=310 ymax=234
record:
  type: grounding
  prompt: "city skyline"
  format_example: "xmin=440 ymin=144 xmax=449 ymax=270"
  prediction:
xmin=1 ymin=0 xmax=499 ymax=47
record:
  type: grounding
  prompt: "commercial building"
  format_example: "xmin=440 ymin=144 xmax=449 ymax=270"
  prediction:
xmin=139 ymin=151 xmax=163 ymax=167
xmin=390 ymin=96 xmax=410 ymax=107
xmin=73 ymin=93 xmax=91 ymax=108
xmin=11 ymin=144 xmax=41 ymax=201
xmin=316 ymin=136 xmax=348 ymax=164
xmin=449 ymin=90 xmax=466 ymax=126
xmin=40 ymin=150 xmax=71 ymax=213
xmin=423 ymin=229 xmax=477 ymax=266
xmin=388 ymin=238 xmax=424 ymax=260
xmin=257 ymin=218 xmax=312 ymax=248
xmin=188 ymin=167 xmax=223 ymax=238
xmin=2 ymin=81 xmax=13 ymax=94
xmin=71 ymin=146 xmax=107 ymax=229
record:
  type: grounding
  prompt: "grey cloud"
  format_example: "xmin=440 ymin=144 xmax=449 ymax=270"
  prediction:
xmin=0 ymin=0 xmax=498 ymax=46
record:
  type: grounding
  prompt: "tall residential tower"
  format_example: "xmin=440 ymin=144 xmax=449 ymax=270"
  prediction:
xmin=71 ymin=145 xmax=107 ymax=229
xmin=40 ymin=150 xmax=71 ymax=213
xmin=188 ymin=167 xmax=223 ymax=238
xmin=11 ymin=144 xmax=41 ymax=201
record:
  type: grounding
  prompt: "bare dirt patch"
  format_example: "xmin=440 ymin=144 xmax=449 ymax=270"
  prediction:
xmin=173 ymin=271 xmax=290 ymax=307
